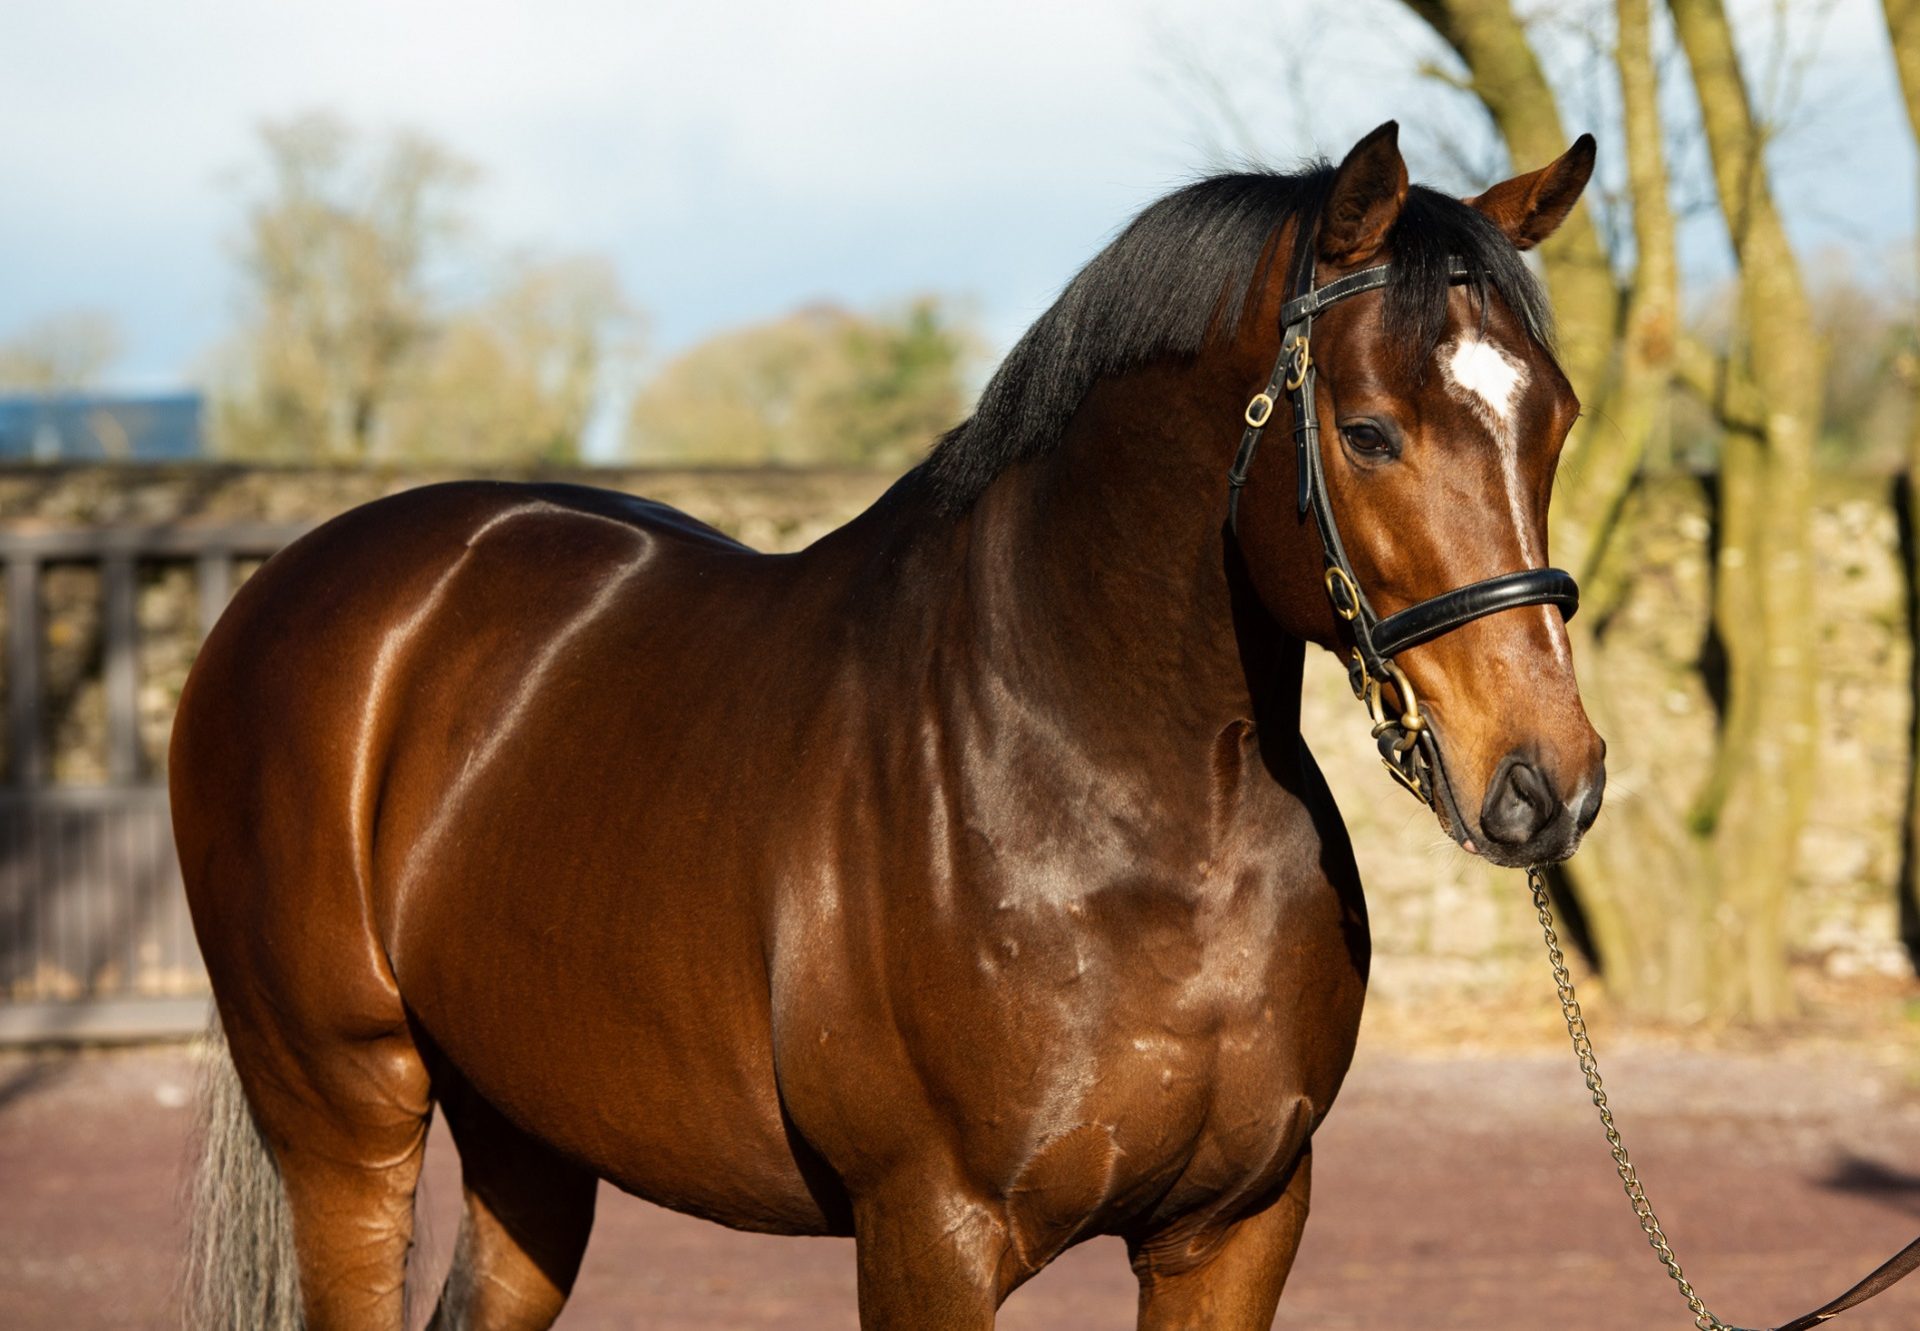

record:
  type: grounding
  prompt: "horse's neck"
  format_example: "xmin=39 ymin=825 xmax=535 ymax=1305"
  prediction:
xmin=957 ymin=361 xmax=1308 ymax=764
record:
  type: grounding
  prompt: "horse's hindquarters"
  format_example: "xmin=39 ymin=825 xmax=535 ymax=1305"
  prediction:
xmin=173 ymin=481 xmax=856 ymax=1292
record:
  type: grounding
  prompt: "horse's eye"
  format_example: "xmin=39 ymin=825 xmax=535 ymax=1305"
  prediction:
xmin=1340 ymin=422 xmax=1394 ymax=457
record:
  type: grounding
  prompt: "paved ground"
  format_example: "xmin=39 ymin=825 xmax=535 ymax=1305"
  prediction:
xmin=4 ymin=1037 xmax=1919 ymax=1330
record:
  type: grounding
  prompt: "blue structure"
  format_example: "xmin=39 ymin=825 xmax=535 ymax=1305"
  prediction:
xmin=0 ymin=392 xmax=204 ymax=461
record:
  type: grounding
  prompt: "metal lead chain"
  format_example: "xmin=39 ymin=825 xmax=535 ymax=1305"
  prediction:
xmin=1528 ymin=866 xmax=1743 ymax=1331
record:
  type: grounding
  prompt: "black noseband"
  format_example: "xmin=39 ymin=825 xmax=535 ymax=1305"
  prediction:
xmin=1226 ymin=257 xmax=1579 ymax=806
xmin=1370 ymin=568 xmax=1579 ymax=660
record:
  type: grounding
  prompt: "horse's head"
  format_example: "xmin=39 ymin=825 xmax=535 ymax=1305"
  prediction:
xmin=1234 ymin=122 xmax=1604 ymax=866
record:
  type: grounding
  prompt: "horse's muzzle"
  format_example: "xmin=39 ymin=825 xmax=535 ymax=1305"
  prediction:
xmin=1476 ymin=750 xmax=1605 ymax=866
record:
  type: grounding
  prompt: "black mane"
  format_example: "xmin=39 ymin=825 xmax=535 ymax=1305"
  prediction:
xmin=921 ymin=165 xmax=1556 ymax=511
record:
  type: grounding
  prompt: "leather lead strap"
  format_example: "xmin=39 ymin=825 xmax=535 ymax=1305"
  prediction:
xmin=1768 ymin=1235 xmax=1920 ymax=1331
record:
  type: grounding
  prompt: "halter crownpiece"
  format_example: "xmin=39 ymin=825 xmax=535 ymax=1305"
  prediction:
xmin=1227 ymin=256 xmax=1580 ymax=806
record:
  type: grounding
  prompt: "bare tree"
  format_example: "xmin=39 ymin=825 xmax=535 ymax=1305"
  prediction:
xmin=212 ymin=113 xmax=475 ymax=460
xmin=627 ymin=298 xmax=976 ymax=468
xmin=211 ymin=113 xmax=642 ymax=465
xmin=1653 ymin=0 xmax=1821 ymax=1022
xmin=0 ymin=311 xmax=121 ymax=392
xmin=386 ymin=255 xmax=642 ymax=464
xmin=1887 ymin=2 xmax=1920 ymax=167
xmin=1879 ymin=0 xmax=1920 ymax=964
xmin=1543 ymin=0 xmax=1697 ymax=1014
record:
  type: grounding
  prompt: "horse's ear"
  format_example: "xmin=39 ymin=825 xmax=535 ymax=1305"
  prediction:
xmin=1319 ymin=121 xmax=1409 ymax=268
xmin=1466 ymin=134 xmax=1597 ymax=251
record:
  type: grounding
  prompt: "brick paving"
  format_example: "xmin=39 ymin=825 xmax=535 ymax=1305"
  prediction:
xmin=3 ymin=1039 xmax=1918 ymax=1329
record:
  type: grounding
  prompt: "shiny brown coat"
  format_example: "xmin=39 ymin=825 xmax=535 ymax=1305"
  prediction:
xmin=174 ymin=123 xmax=1601 ymax=1329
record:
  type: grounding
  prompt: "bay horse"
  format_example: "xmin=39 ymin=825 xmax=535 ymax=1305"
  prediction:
xmin=177 ymin=120 xmax=1604 ymax=1330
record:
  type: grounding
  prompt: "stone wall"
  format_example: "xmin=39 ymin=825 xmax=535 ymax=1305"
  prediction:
xmin=3 ymin=462 xmax=1911 ymax=1010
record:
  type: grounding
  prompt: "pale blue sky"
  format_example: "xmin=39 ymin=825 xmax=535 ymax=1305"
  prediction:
xmin=0 ymin=0 xmax=1912 ymax=414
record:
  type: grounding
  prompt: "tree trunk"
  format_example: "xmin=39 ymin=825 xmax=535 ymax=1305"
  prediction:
xmin=1573 ymin=0 xmax=1676 ymax=581
xmin=1554 ymin=0 xmax=1698 ymax=1017
xmin=1879 ymin=0 xmax=1920 ymax=966
xmin=1669 ymin=0 xmax=1823 ymax=1022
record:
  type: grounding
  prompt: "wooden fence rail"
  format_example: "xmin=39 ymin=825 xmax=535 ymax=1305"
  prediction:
xmin=0 ymin=522 xmax=309 ymax=1042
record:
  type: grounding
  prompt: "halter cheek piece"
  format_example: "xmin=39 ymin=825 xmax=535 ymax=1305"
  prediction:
xmin=1227 ymin=259 xmax=1580 ymax=807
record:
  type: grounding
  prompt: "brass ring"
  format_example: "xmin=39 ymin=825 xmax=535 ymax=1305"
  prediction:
xmin=1381 ymin=660 xmax=1425 ymax=732
xmin=1244 ymin=393 xmax=1275 ymax=428
xmin=1324 ymin=566 xmax=1360 ymax=621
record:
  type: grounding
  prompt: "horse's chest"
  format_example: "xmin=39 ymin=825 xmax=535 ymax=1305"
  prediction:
xmin=963 ymin=985 xmax=1348 ymax=1272
xmin=985 ymin=883 xmax=1367 ymax=1233
xmin=777 ymin=837 xmax=1369 ymax=1245
xmin=1097 ymin=985 xmax=1349 ymax=1194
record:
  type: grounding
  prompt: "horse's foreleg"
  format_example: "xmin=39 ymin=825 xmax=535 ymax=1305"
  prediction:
xmin=852 ymin=1174 xmax=1009 ymax=1330
xmin=425 ymin=1069 xmax=598 ymax=1331
xmin=1129 ymin=1148 xmax=1313 ymax=1331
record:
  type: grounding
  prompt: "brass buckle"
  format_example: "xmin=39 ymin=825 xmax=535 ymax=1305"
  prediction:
xmin=1244 ymin=393 xmax=1275 ymax=428
xmin=1283 ymin=334 xmax=1311 ymax=392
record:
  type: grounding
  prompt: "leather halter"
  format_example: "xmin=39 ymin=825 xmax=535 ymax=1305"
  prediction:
xmin=1227 ymin=258 xmax=1579 ymax=806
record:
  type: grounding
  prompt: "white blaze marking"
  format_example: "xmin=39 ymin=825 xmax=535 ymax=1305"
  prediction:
xmin=1440 ymin=334 xmax=1571 ymax=669
xmin=1445 ymin=337 xmax=1525 ymax=433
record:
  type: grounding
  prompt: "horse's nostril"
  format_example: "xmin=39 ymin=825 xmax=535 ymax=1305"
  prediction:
xmin=1481 ymin=756 xmax=1553 ymax=847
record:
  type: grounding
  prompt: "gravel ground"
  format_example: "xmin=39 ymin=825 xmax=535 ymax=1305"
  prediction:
xmin=3 ymin=1037 xmax=1918 ymax=1330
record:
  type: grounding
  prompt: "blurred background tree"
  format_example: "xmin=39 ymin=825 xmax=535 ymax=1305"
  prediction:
xmin=210 ymin=113 xmax=640 ymax=464
xmin=386 ymin=255 xmax=641 ymax=465
xmin=211 ymin=113 xmax=469 ymax=460
xmin=0 ymin=312 xmax=122 ymax=392
xmin=625 ymin=297 xmax=976 ymax=467
xmin=1879 ymin=0 xmax=1920 ymax=976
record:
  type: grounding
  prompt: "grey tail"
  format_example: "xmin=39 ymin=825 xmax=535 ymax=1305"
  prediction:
xmin=181 ymin=1015 xmax=303 ymax=1330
